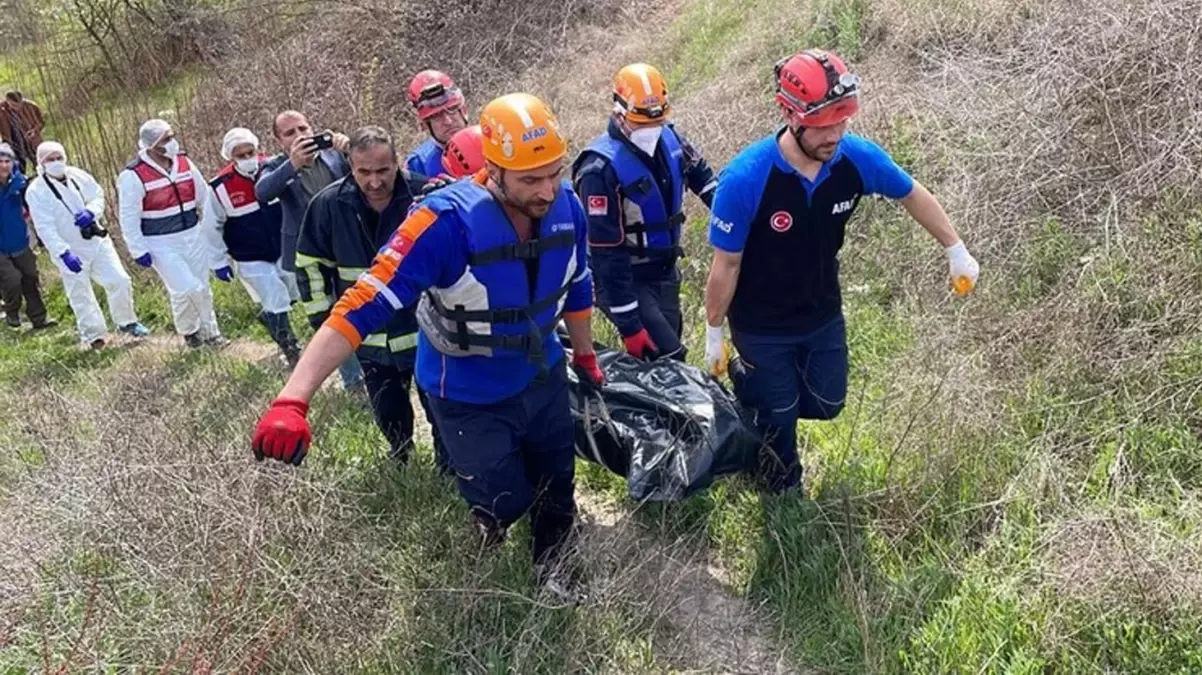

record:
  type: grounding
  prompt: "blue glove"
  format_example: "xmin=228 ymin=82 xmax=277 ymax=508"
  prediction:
xmin=60 ymin=250 xmax=83 ymax=274
xmin=73 ymin=210 xmax=95 ymax=228
xmin=214 ymin=266 xmax=234 ymax=282
xmin=134 ymin=253 xmax=153 ymax=268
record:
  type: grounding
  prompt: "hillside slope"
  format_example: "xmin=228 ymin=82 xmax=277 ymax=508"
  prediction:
xmin=3 ymin=0 xmax=1202 ymax=671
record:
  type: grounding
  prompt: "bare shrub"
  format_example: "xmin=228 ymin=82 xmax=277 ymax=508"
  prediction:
xmin=181 ymin=0 xmax=630 ymax=164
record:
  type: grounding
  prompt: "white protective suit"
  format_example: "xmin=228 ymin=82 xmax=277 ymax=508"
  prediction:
xmin=117 ymin=150 xmax=226 ymax=339
xmin=25 ymin=167 xmax=141 ymax=344
xmin=202 ymin=183 xmax=296 ymax=314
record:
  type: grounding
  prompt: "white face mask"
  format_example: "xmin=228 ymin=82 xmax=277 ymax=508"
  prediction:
xmin=234 ymin=157 xmax=259 ymax=177
xmin=44 ymin=161 xmax=67 ymax=178
xmin=161 ymin=139 xmax=181 ymax=157
xmin=629 ymin=126 xmax=663 ymax=156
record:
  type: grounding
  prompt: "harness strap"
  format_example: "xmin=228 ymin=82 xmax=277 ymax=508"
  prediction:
xmin=468 ymin=231 xmax=575 ymax=266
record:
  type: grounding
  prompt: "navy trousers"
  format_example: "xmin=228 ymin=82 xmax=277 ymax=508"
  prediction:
xmin=730 ymin=315 xmax=849 ymax=492
xmin=425 ymin=360 xmax=577 ymax=565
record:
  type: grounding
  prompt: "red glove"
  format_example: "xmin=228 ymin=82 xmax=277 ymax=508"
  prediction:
xmin=251 ymin=397 xmax=312 ymax=465
xmin=622 ymin=328 xmax=659 ymax=361
xmin=571 ymin=352 xmax=605 ymax=392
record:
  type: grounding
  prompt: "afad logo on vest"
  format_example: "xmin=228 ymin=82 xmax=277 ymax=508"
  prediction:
xmin=770 ymin=211 xmax=793 ymax=233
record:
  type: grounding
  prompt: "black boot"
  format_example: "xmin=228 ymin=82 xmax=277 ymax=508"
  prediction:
xmin=261 ymin=311 xmax=302 ymax=367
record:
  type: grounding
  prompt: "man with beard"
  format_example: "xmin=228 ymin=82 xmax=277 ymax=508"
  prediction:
xmin=702 ymin=49 xmax=981 ymax=494
xmin=250 ymin=94 xmax=604 ymax=602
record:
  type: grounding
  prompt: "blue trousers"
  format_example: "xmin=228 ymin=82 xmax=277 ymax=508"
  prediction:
xmin=425 ymin=360 xmax=576 ymax=565
xmin=632 ymin=269 xmax=686 ymax=361
xmin=730 ymin=316 xmax=848 ymax=492
xmin=338 ymin=353 xmax=364 ymax=389
xmin=598 ymin=268 xmax=687 ymax=361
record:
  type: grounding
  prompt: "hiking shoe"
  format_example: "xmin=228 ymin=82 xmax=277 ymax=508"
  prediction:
xmin=472 ymin=515 xmax=507 ymax=550
xmin=204 ymin=335 xmax=231 ymax=349
xmin=5 ymin=315 xmax=20 ymax=328
xmin=89 ymin=338 xmax=106 ymax=350
xmin=118 ymin=322 xmax=151 ymax=338
xmin=534 ymin=562 xmax=587 ymax=605
xmin=283 ymin=347 xmax=302 ymax=369
xmin=30 ymin=318 xmax=58 ymax=330
xmin=184 ymin=333 xmax=204 ymax=348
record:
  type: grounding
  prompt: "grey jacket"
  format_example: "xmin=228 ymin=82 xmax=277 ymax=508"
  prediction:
xmin=255 ymin=148 xmax=349 ymax=272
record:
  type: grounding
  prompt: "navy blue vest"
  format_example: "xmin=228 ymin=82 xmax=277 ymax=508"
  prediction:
xmin=415 ymin=179 xmax=581 ymax=367
xmin=406 ymin=138 xmax=444 ymax=177
xmin=209 ymin=164 xmax=282 ymax=263
xmin=576 ymin=127 xmax=686 ymax=254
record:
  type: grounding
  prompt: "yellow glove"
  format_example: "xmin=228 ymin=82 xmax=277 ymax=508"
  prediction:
xmin=705 ymin=324 xmax=729 ymax=377
xmin=947 ymin=241 xmax=980 ymax=296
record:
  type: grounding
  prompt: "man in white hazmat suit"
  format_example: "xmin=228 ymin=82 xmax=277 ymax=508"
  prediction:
xmin=117 ymin=118 xmax=229 ymax=348
xmin=203 ymin=127 xmax=303 ymax=366
xmin=25 ymin=141 xmax=151 ymax=348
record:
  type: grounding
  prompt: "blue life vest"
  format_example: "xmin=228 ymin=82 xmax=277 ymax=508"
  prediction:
xmin=405 ymin=138 xmax=444 ymax=177
xmin=576 ymin=126 xmax=686 ymax=254
xmin=415 ymin=179 xmax=581 ymax=371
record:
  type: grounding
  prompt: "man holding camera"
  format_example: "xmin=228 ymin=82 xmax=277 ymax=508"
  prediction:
xmin=257 ymin=110 xmax=364 ymax=389
xmin=26 ymin=141 xmax=150 ymax=348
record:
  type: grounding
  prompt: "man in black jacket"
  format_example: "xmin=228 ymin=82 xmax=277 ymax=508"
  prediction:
xmin=295 ymin=126 xmax=444 ymax=469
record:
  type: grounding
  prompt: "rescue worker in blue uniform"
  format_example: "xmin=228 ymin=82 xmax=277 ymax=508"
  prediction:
xmin=704 ymin=49 xmax=981 ymax=493
xmin=572 ymin=63 xmax=717 ymax=360
xmin=292 ymin=125 xmax=445 ymax=470
xmin=204 ymin=127 xmax=302 ymax=366
xmin=403 ymin=70 xmax=469 ymax=178
xmin=251 ymin=94 xmax=605 ymax=602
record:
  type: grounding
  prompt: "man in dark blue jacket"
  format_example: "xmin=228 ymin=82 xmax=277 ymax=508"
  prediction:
xmin=572 ymin=63 xmax=716 ymax=362
xmin=0 ymin=143 xmax=54 ymax=330
xmin=257 ymin=110 xmax=363 ymax=389
xmin=295 ymin=126 xmax=444 ymax=470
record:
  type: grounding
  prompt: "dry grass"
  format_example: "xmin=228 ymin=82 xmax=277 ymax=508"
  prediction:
xmin=7 ymin=0 xmax=1202 ymax=669
xmin=0 ymin=338 xmax=798 ymax=671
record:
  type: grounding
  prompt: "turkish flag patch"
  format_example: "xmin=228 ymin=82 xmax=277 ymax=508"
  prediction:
xmin=587 ymin=195 xmax=608 ymax=216
xmin=387 ymin=233 xmax=414 ymax=257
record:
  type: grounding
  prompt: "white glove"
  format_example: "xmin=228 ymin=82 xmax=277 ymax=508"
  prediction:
xmin=705 ymin=323 xmax=729 ymax=377
xmin=946 ymin=241 xmax=979 ymax=295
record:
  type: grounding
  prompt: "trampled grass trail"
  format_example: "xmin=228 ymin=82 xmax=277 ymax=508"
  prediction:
xmin=5 ymin=0 xmax=1202 ymax=670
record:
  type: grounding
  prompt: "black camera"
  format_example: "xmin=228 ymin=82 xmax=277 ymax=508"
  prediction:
xmin=311 ymin=131 xmax=334 ymax=150
xmin=80 ymin=222 xmax=109 ymax=240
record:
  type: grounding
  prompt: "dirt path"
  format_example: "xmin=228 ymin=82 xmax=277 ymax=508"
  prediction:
xmin=577 ymin=493 xmax=803 ymax=674
xmin=491 ymin=3 xmax=809 ymax=669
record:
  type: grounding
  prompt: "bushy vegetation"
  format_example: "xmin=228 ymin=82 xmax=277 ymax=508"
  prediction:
xmin=3 ymin=0 xmax=1201 ymax=670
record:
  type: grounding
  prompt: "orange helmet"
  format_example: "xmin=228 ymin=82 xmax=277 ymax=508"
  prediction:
xmin=774 ymin=49 xmax=860 ymax=127
xmin=407 ymin=69 xmax=466 ymax=122
xmin=479 ymin=93 xmax=567 ymax=171
xmin=441 ymin=125 xmax=485 ymax=177
xmin=612 ymin=63 xmax=670 ymax=124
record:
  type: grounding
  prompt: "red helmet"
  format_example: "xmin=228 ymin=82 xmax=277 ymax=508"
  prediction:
xmin=441 ymin=125 xmax=485 ymax=177
xmin=407 ymin=69 xmax=467 ymax=122
xmin=774 ymin=49 xmax=860 ymax=127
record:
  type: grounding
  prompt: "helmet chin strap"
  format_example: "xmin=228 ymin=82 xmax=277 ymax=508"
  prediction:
xmin=789 ymin=124 xmax=825 ymax=162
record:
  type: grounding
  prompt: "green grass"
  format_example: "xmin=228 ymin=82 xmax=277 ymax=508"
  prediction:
xmin=5 ymin=0 xmax=1202 ymax=670
xmin=650 ymin=0 xmax=1202 ymax=672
